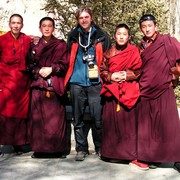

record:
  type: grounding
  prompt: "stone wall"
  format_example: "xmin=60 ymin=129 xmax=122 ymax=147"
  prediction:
xmin=0 ymin=0 xmax=47 ymax=36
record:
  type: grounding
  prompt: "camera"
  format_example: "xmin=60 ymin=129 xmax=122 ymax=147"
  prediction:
xmin=83 ymin=54 xmax=95 ymax=68
xmin=88 ymin=65 xmax=98 ymax=79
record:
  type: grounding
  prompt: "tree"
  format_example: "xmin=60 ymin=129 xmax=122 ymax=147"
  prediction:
xmin=90 ymin=0 xmax=169 ymax=44
xmin=43 ymin=0 xmax=169 ymax=44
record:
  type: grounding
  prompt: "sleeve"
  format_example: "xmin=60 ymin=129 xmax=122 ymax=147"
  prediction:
xmin=100 ymin=56 xmax=112 ymax=83
xmin=26 ymin=43 xmax=40 ymax=80
xmin=51 ymin=40 xmax=69 ymax=77
xmin=164 ymin=34 xmax=180 ymax=67
xmin=164 ymin=34 xmax=180 ymax=86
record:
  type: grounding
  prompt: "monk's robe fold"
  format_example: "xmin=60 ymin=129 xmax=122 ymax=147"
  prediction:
xmin=0 ymin=31 xmax=31 ymax=145
xmin=27 ymin=36 xmax=69 ymax=153
xmin=140 ymin=34 xmax=180 ymax=100
xmin=0 ymin=31 xmax=31 ymax=119
xmin=137 ymin=33 xmax=180 ymax=162
xmin=100 ymin=44 xmax=142 ymax=108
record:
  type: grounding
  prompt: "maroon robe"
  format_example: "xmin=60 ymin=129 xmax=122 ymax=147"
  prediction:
xmin=0 ymin=31 xmax=31 ymax=145
xmin=100 ymin=44 xmax=142 ymax=160
xmin=138 ymin=33 xmax=180 ymax=162
xmin=27 ymin=36 xmax=69 ymax=153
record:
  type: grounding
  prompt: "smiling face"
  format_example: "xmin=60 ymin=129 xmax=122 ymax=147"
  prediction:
xmin=78 ymin=11 xmax=92 ymax=32
xmin=114 ymin=27 xmax=130 ymax=46
xmin=9 ymin=16 xmax=23 ymax=38
xmin=39 ymin=19 xmax=54 ymax=41
xmin=140 ymin=20 xmax=157 ymax=38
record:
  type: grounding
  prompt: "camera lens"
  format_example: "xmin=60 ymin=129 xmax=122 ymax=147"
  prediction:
xmin=88 ymin=61 xmax=94 ymax=68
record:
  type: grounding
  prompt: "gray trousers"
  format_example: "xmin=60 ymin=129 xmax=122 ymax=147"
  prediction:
xmin=70 ymin=84 xmax=102 ymax=152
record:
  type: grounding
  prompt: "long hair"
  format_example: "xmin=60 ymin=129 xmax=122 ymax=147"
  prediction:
xmin=75 ymin=6 xmax=95 ymax=26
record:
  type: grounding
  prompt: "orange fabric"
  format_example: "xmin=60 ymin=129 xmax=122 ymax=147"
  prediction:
xmin=64 ymin=43 xmax=79 ymax=87
xmin=64 ymin=42 xmax=104 ymax=87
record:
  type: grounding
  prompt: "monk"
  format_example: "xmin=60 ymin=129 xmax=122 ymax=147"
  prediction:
xmin=100 ymin=24 xmax=147 ymax=169
xmin=137 ymin=14 xmax=180 ymax=172
xmin=0 ymin=14 xmax=32 ymax=153
xmin=27 ymin=17 xmax=69 ymax=158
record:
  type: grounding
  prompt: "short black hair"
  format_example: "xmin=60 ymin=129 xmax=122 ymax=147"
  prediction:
xmin=114 ymin=23 xmax=131 ymax=36
xmin=39 ymin=17 xmax=55 ymax=27
xmin=9 ymin=14 xmax=23 ymax=23
xmin=139 ymin=14 xmax=156 ymax=26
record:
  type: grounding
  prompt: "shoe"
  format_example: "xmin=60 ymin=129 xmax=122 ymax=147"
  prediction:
xmin=75 ymin=151 xmax=88 ymax=161
xmin=59 ymin=154 xmax=67 ymax=159
xmin=129 ymin=160 xmax=149 ymax=170
xmin=174 ymin=162 xmax=180 ymax=173
xmin=13 ymin=145 xmax=23 ymax=154
xmin=31 ymin=152 xmax=42 ymax=158
xmin=20 ymin=144 xmax=32 ymax=153
xmin=110 ymin=159 xmax=122 ymax=163
xmin=92 ymin=151 xmax=101 ymax=157
xmin=31 ymin=152 xmax=66 ymax=159
xmin=0 ymin=151 xmax=4 ymax=158
xmin=148 ymin=162 xmax=161 ymax=169
xmin=13 ymin=144 xmax=32 ymax=154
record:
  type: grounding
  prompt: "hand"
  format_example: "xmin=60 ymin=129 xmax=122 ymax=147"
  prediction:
xmin=111 ymin=71 xmax=126 ymax=83
xmin=39 ymin=67 xmax=52 ymax=78
xmin=171 ymin=66 xmax=180 ymax=77
xmin=126 ymin=69 xmax=140 ymax=81
xmin=32 ymin=36 xmax=40 ymax=45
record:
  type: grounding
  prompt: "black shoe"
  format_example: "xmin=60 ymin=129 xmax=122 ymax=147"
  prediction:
xmin=31 ymin=152 xmax=40 ymax=158
xmin=13 ymin=144 xmax=32 ymax=154
xmin=174 ymin=162 xmax=180 ymax=173
xmin=20 ymin=144 xmax=32 ymax=153
xmin=13 ymin=145 xmax=22 ymax=153
xmin=60 ymin=153 xmax=67 ymax=159
xmin=13 ymin=145 xmax=24 ymax=155
xmin=31 ymin=152 xmax=51 ymax=158
xmin=0 ymin=151 xmax=4 ymax=157
xmin=31 ymin=152 xmax=66 ymax=159
xmin=52 ymin=152 xmax=67 ymax=159
xmin=148 ymin=162 xmax=161 ymax=169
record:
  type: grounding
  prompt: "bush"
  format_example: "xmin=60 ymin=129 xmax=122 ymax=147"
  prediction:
xmin=174 ymin=84 xmax=180 ymax=108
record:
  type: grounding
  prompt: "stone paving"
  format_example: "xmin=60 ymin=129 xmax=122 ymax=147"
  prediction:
xmin=0 ymin=127 xmax=180 ymax=180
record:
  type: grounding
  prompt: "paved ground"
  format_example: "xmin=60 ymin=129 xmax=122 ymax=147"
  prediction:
xmin=0 ymin=126 xmax=180 ymax=180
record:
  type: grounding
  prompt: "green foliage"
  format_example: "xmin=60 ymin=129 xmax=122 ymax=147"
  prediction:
xmin=174 ymin=80 xmax=180 ymax=108
xmin=89 ymin=0 xmax=169 ymax=45
xmin=43 ymin=0 xmax=78 ymax=37
xmin=43 ymin=0 xmax=169 ymax=44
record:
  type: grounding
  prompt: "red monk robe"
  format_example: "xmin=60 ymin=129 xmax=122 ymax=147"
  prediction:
xmin=100 ymin=44 xmax=142 ymax=108
xmin=0 ymin=31 xmax=31 ymax=145
xmin=100 ymin=43 xmax=142 ymax=160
